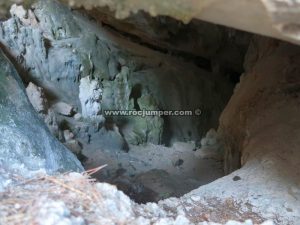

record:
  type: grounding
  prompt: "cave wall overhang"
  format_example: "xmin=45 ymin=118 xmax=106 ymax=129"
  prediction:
xmin=59 ymin=0 xmax=300 ymax=47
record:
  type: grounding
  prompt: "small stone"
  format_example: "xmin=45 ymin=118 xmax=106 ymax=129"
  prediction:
xmin=44 ymin=109 xmax=59 ymax=137
xmin=74 ymin=113 xmax=82 ymax=121
xmin=174 ymin=159 xmax=184 ymax=167
xmin=201 ymin=129 xmax=219 ymax=147
xmin=194 ymin=147 xmax=220 ymax=160
xmin=108 ymin=57 xmax=121 ymax=80
xmin=26 ymin=82 xmax=48 ymax=113
xmin=201 ymin=138 xmax=209 ymax=147
xmin=207 ymin=137 xmax=218 ymax=146
xmin=206 ymin=129 xmax=218 ymax=139
xmin=64 ymin=140 xmax=82 ymax=155
xmin=118 ymin=58 xmax=127 ymax=66
xmin=261 ymin=221 xmax=275 ymax=225
xmin=10 ymin=4 xmax=27 ymax=19
xmin=190 ymin=195 xmax=201 ymax=202
xmin=233 ymin=176 xmax=242 ymax=181
xmin=244 ymin=220 xmax=254 ymax=225
xmin=173 ymin=215 xmax=190 ymax=225
xmin=14 ymin=204 xmax=21 ymax=209
xmin=52 ymin=102 xmax=74 ymax=116
xmin=63 ymin=130 xmax=75 ymax=142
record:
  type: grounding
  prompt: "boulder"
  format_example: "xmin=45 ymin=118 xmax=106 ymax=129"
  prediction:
xmin=0 ymin=49 xmax=83 ymax=180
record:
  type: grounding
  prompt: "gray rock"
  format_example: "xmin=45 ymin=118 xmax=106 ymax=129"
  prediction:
xmin=0 ymin=0 xmax=233 ymax=146
xmin=43 ymin=109 xmax=60 ymax=138
xmin=0 ymin=49 xmax=83 ymax=180
xmin=74 ymin=113 xmax=82 ymax=121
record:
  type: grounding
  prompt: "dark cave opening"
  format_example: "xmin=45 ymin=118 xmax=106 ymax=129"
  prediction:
xmin=129 ymin=84 xmax=142 ymax=111
xmin=0 ymin=1 xmax=251 ymax=204
xmin=1 ymin=2 xmax=300 ymax=224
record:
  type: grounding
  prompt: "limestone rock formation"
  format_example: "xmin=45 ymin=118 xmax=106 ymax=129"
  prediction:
xmin=0 ymin=49 xmax=83 ymax=187
xmin=0 ymin=0 xmax=233 ymax=146
xmin=79 ymin=76 xmax=103 ymax=121
xmin=181 ymin=37 xmax=300 ymax=224
xmin=1 ymin=0 xmax=299 ymax=224
xmin=60 ymin=0 xmax=300 ymax=47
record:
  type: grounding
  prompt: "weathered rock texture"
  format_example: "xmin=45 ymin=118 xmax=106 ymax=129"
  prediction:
xmin=60 ymin=0 xmax=300 ymax=47
xmin=177 ymin=37 xmax=300 ymax=224
xmin=0 ymin=49 xmax=83 ymax=189
xmin=0 ymin=0 xmax=236 ymax=146
xmin=0 ymin=1 xmax=299 ymax=224
xmin=79 ymin=76 xmax=103 ymax=121
xmin=0 ymin=172 xmax=274 ymax=225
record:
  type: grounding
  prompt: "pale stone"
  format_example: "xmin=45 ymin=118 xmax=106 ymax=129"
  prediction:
xmin=63 ymin=130 xmax=75 ymax=142
xmin=194 ymin=147 xmax=221 ymax=160
xmin=261 ymin=221 xmax=275 ymax=225
xmin=26 ymin=82 xmax=48 ymax=113
xmin=74 ymin=113 xmax=82 ymax=121
xmin=10 ymin=4 xmax=27 ymax=19
xmin=79 ymin=76 xmax=103 ymax=120
xmin=52 ymin=102 xmax=74 ymax=116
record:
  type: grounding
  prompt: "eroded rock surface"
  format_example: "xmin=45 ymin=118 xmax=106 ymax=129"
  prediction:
xmin=0 ymin=49 xmax=83 ymax=188
xmin=172 ymin=37 xmax=300 ymax=224
xmin=0 ymin=1 xmax=299 ymax=224
xmin=60 ymin=0 xmax=300 ymax=47
xmin=0 ymin=0 xmax=234 ymax=146
xmin=0 ymin=172 xmax=275 ymax=225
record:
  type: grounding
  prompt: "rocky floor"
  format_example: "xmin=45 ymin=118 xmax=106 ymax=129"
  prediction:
xmin=24 ymin=79 xmax=225 ymax=203
xmin=82 ymin=140 xmax=223 ymax=203
xmin=0 ymin=0 xmax=229 ymax=204
xmin=46 ymin=108 xmax=224 ymax=203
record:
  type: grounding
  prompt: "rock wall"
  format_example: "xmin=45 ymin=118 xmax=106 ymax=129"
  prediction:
xmin=115 ymin=36 xmax=300 ymax=224
xmin=184 ymin=36 xmax=300 ymax=223
xmin=0 ymin=0 xmax=235 ymax=146
xmin=0 ymin=1 xmax=299 ymax=224
xmin=0 ymin=49 xmax=83 ymax=190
